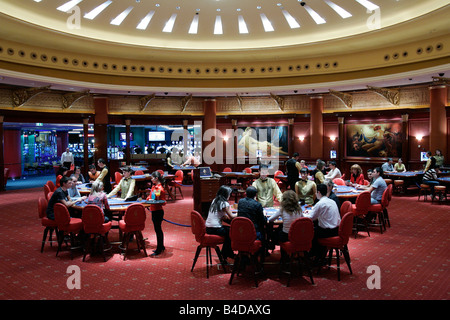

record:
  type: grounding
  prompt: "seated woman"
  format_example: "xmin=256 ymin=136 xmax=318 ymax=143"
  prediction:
xmin=268 ymin=190 xmax=303 ymax=243
xmin=205 ymin=185 xmax=236 ymax=262
xmin=87 ymin=181 xmax=111 ymax=222
xmin=422 ymin=157 xmax=439 ymax=198
xmin=314 ymin=160 xmax=326 ymax=185
xmin=350 ymin=164 xmax=365 ymax=185
xmin=324 ymin=161 xmax=341 ymax=180
xmin=295 ymin=168 xmax=317 ymax=205
xmin=70 ymin=166 xmax=86 ymax=184
xmin=394 ymin=158 xmax=407 ymax=172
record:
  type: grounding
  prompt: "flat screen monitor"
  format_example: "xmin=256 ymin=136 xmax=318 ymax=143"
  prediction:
xmin=199 ymin=167 xmax=212 ymax=178
xmin=148 ymin=131 xmax=166 ymax=141
xmin=330 ymin=150 xmax=337 ymax=159
xmin=420 ymin=152 xmax=429 ymax=162
xmin=119 ymin=132 xmax=133 ymax=141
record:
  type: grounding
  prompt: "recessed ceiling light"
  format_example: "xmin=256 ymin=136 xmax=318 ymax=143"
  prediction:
xmin=282 ymin=10 xmax=300 ymax=28
xmin=214 ymin=16 xmax=223 ymax=35
xmin=111 ymin=7 xmax=133 ymax=26
xmin=137 ymin=11 xmax=155 ymax=30
xmin=238 ymin=15 xmax=249 ymax=34
xmin=84 ymin=1 xmax=113 ymax=20
xmin=325 ymin=0 xmax=352 ymax=18
xmin=188 ymin=14 xmax=199 ymax=34
xmin=303 ymin=5 xmax=326 ymax=24
xmin=163 ymin=14 xmax=177 ymax=32
xmin=260 ymin=13 xmax=274 ymax=32
xmin=57 ymin=0 xmax=83 ymax=12
xmin=355 ymin=0 xmax=380 ymax=11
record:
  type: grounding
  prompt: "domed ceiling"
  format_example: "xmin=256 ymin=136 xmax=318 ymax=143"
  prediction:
xmin=0 ymin=0 xmax=449 ymax=96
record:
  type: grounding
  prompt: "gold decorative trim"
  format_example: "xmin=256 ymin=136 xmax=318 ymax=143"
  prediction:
xmin=270 ymin=93 xmax=285 ymax=111
xmin=367 ymin=86 xmax=400 ymax=106
xmin=62 ymin=90 xmax=90 ymax=109
xmin=139 ymin=94 xmax=156 ymax=112
xmin=329 ymin=89 xmax=353 ymax=108
xmin=12 ymin=85 xmax=51 ymax=108
xmin=181 ymin=94 xmax=192 ymax=113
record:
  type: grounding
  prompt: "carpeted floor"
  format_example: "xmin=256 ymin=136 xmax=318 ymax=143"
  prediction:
xmin=0 ymin=185 xmax=448 ymax=303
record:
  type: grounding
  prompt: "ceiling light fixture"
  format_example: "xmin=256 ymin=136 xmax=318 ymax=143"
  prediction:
xmin=238 ymin=15 xmax=249 ymax=34
xmin=303 ymin=5 xmax=326 ymax=24
xmin=325 ymin=0 xmax=352 ymax=18
xmin=355 ymin=0 xmax=380 ymax=11
xmin=188 ymin=14 xmax=199 ymax=34
xmin=163 ymin=14 xmax=177 ymax=32
xmin=260 ymin=13 xmax=274 ymax=32
xmin=281 ymin=10 xmax=300 ymax=28
xmin=111 ymin=6 xmax=133 ymax=25
xmin=214 ymin=15 xmax=223 ymax=35
xmin=84 ymin=1 xmax=113 ymax=20
xmin=136 ymin=11 xmax=155 ymax=30
xmin=57 ymin=0 xmax=83 ymax=12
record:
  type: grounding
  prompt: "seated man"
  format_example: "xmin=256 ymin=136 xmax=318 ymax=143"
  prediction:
xmin=67 ymin=176 xmax=81 ymax=198
xmin=252 ymin=165 xmax=283 ymax=208
xmin=381 ymin=158 xmax=394 ymax=173
xmin=295 ymin=167 xmax=316 ymax=205
xmin=367 ymin=167 xmax=387 ymax=204
xmin=237 ymin=186 xmax=267 ymax=242
xmin=107 ymin=166 xmax=136 ymax=199
xmin=88 ymin=164 xmax=100 ymax=182
xmin=303 ymin=183 xmax=341 ymax=260
xmin=46 ymin=176 xmax=85 ymax=220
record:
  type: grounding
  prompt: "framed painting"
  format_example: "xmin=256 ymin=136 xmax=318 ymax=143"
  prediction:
xmin=346 ymin=123 xmax=403 ymax=158
xmin=237 ymin=126 xmax=289 ymax=157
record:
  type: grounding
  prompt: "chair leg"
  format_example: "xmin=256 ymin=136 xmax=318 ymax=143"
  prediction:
xmin=83 ymin=234 xmax=92 ymax=262
xmin=342 ymin=245 xmax=353 ymax=275
xmin=336 ymin=248 xmax=341 ymax=281
xmin=56 ymin=230 xmax=64 ymax=257
xmin=137 ymin=231 xmax=148 ymax=257
xmin=41 ymin=227 xmax=50 ymax=253
xmin=214 ymin=246 xmax=227 ymax=273
xmin=302 ymin=252 xmax=315 ymax=285
xmin=383 ymin=208 xmax=390 ymax=228
xmin=229 ymin=253 xmax=241 ymax=285
xmin=191 ymin=246 xmax=202 ymax=272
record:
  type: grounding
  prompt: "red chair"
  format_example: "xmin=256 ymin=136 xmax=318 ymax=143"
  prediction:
xmin=350 ymin=191 xmax=371 ymax=238
xmin=46 ymin=180 xmax=56 ymax=192
xmin=229 ymin=217 xmax=263 ymax=287
xmin=279 ymin=218 xmax=315 ymax=286
xmin=135 ymin=170 xmax=144 ymax=175
xmin=44 ymin=184 xmax=51 ymax=200
xmin=115 ymin=172 xmax=123 ymax=185
xmin=367 ymin=186 xmax=390 ymax=234
xmin=244 ymin=167 xmax=252 ymax=174
xmin=333 ymin=178 xmax=346 ymax=186
xmin=384 ymin=184 xmax=393 ymax=227
xmin=274 ymin=170 xmax=283 ymax=183
xmin=169 ymin=170 xmax=184 ymax=199
xmin=157 ymin=169 xmax=164 ymax=176
xmin=318 ymin=212 xmax=354 ymax=281
xmin=190 ymin=210 xmax=227 ymax=278
xmin=82 ymin=205 xmax=112 ymax=262
xmin=223 ymin=167 xmax=232 ymax=172
xmin=47 ymin=192 xmax=54 ymax=201
xmin=340 ymin=200 xmax=352 ymax=219
xmin=38 ymin=197 xmax=59 ymax=253
xmin=53 ymin=203 xmax=83 ymax=259
xmin=119 ymin=203 xmax=148 ymax=260
xmin=55 ymin=175 xmax=62 ymax=188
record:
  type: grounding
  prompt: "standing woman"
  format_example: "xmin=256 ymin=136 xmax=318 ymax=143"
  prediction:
xmin=146 ymin=171 xmax=167 ymax=256
xmin=205 ymin=185 xmax=236 ymax=262
xmin=96 ymin=158 xmax=112 ymax=193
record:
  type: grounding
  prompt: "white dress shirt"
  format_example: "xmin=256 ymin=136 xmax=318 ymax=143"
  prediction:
xmin=303 ymin=196 xmax=341 ymax=229
xmin=61 ymin=151 xmax=74 ymax=164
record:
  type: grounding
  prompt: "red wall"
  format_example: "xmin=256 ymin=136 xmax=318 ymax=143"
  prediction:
xmin=4 ymin=129 xmax=22 ymax=179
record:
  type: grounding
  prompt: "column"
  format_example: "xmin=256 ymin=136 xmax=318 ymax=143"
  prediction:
xmin=93 ymin=97 xmax=109 ymax=163
xmin=401 ymin=114 xmax=409 ymax=165
xmin=125 ymin=119 xmax=131 ymax=164
xmin=338 ymin=117 xmax=345 ymax=169
xmin=288 ymin=118 xmax=294 ymax=157
xmin=183 ymin=119 xmax=189 ymax=162
xmin=83 ymin=118 xmax=90 ymax=175
xmin=429 ymin=85 xmax=447 ymax=156
xmin=0 ymin=116 xmax=4 ymax=191
xmin=203 ymin=99 xmax=217 ymax=169
xmin=310 ymin=96 xmax=324 ymax=160
xmin=232 ymin=119 xmax=237 ymax=171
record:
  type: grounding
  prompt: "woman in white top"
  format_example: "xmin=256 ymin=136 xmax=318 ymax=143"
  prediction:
xmin=325 ymin=160 xmax=342 ymax=181
xmin=268 ymin=190 xmax=303 ymax=243
xmin=205 ymin=185 xmax=236 ymax=260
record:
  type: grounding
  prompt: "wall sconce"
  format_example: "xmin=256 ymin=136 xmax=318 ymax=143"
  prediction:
xmin=299 ymin=136 xmax=305 ymax=141
xmin=416 ymin=135 xmax=423 ymax=141
xmin=223 ymin=136 xmax=229 ymax=141
xmin=330 ymin=136 xmax=336 ymax=141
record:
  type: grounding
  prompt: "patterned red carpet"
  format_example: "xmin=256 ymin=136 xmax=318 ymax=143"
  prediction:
xmin=0 ymin=186 xmax=448 ymax=301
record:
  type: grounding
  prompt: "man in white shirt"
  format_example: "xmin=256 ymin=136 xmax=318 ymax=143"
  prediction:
xmin=61 ymin=148 xmax=74 ymax=169
xmin=303 ymin=183 xmax=341 ymax=261
xmin=324 ymin=160 xmax=342 ymax=181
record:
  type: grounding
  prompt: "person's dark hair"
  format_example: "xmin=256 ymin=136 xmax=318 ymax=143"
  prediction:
xmin=373 ymin=167 xmax=383 ymax=175
xmin=151 ymin=170 xmax=165 ymax=184
xmin=259 ymin=164 xmax=269 ymax=171
xmin=245 ymin=186 xmax=257 ymax=199
xmin=210 ymin=185 xmax=232 ymax=213
xmin=280 ymin=190 xmax=301 ymax=215
xmin=429 ymin=156 xmax=437 ymax=169
xmin=367 ymin=169 xmax=373 ymax=173
xmin=89 ymin=164 xmax=96 ymax=170
xmin=329 ymin=160 xmax=337 ymax=167
xmin=293 ymin=152 xmax=299 ymax=157
xmin=98 ymin=158 xmax=107 ymax=165
xmin=316 ymin=183 xmax=328 ymax=196
xmin=59 ymin=175 xmax=71 ymax=186
xmin=122 ymin=166 xmax=134 ymax=174
xmin=317 ymin=160 xmax=325 ymax=170
xmin=427 ymin=151 xmax=432 ymax=157
xmin=300 ymin=167 xmax=308 ymax=174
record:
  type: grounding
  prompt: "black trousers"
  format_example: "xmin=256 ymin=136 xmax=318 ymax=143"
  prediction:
xmin=151 ymin=210 xmax=165 ymax=250
xmin=206 ymin=226 xmax=233 ymax=259
xmin=311 ymin=223 xmax=339 ymax=258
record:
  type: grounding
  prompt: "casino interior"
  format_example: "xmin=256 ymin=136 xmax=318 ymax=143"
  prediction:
xmin=0 ymin=0 xmax=449 ymax=303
